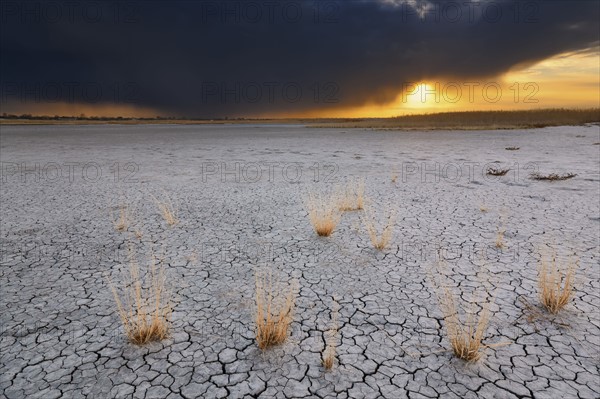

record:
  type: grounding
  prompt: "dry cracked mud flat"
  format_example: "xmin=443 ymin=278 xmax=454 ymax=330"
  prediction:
xmin=1 ymin=124 xmax=599 ymax=398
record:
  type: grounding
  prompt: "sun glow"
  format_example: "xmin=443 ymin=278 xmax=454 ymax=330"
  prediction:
xmin=4 ymin=51 xmax=597 ymax=120
xmin=274 ymin=48 xmax=599 ymax=119
xmin=402 ymin=83 xmax=437 ymax=109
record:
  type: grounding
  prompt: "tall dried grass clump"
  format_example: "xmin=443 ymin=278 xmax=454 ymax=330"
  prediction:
xmin=113 ymin=205 xmax=132 ymax=231
xmin=306 ymin=191 xmax=341 ymax=237
xmin=108 ymin=251 xmax=172 ymax=345
xmin=538 ymin=254 xmax=577 ymax=314
xmin=431 ymin=264 xmax=494 ymax=362
xmin=255 ymin=269 xmax=297 ymax=350
xmin=495 ymin=229 xmax=505 ymax=249
xmin=151 ymin=192 xmax=178 ymax=226
xmin=337 ymin=179 xmax=365 ymax=211
xmin=495 ymin=212 xmax=506 ymax=249
xmin=322 ymin=300 xmax=339 ymax=370
xmin=363 ymin=206 xmax=395 ymax=250
xmin=437 ymin=285 xmax=491 ymax=362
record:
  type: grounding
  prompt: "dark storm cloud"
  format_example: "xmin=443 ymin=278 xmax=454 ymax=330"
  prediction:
xmin=1 ymin=0 xmax=598 ymax=117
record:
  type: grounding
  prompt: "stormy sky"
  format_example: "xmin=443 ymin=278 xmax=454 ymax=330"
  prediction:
xmin=1 ymin=0 xmax=599 ymax=118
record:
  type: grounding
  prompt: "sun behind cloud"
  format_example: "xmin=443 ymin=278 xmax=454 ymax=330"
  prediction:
xmin=277 ymin=48 xmax=600 ymax=119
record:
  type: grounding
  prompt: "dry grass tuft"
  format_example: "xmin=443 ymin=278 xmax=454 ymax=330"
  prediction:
xmin=432 ymin=266 xmax=493 ymax=362
xmin=363 ymin=207 xmax=395 ymax=250
xmin=495 ymin=229 xmax=505 ymax=249
xmin=113 ymin=205 xmax=132 ymax=231
xmin=322 ymin=300 xmax=339 ymax=371
xmin=151 ymin=192 xmax=178 ymax=226
xmin=487 ymin=167 xmax=509 ymax=176
xmin=255 ymin=269 xmax=297 ymax=350
xmin=538 ymin=254 xmax=577 ymax=314
xmin=495 ymin=213 xmax=506 ymax=249
xmin=322 ymin=346 xmax=335 ymax=370
xmin=108 ymin=251 xmax=172 ymax=345
xmin=505 ymin=147 xmax=520 ymax=151
xmin=440 ymin=289 xmax=491 ymax=362
xmin=306 ymin=191 xmax=342 ymax=237
xmin=530 ymin=172 xmax=577 ymax=181
xmin=337 ymin=179 xmax=365 ymax=211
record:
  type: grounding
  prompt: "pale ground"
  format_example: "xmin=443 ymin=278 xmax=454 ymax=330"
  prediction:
xmin=1 ymin=124 xmax=599 ymax=398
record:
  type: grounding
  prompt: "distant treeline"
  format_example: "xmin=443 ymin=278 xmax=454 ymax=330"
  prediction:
xmin=0 ymin=113 xmax=350 ymax=125
xmin=1 ymin=109 xmax=599 ymax=129
xmin=313 ymin=108 xmax=600 ymax=130
xmin=0 ymin=113 xmax=236 ymax=121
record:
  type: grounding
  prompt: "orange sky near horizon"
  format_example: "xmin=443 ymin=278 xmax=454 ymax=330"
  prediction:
xmin=3 ymin=50 xmax=598 ymax=119
xmin=277 ymin=49 xmax=600 ymax=118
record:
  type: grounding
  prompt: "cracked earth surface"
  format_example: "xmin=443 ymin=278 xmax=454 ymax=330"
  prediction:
xmin=1 ymin=124 xmax=599 ymax=398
